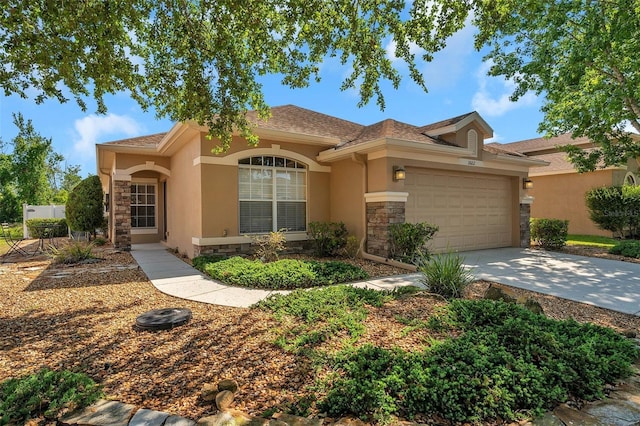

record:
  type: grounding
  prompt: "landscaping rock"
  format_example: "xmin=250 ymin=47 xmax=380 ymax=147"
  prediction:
xmin=218 ymin=378 xmax=239 ymax=393
xmin=198 ymin=410 xmax=251 ymax=426
xmin=583 ymin=398 xmax=640 ymax=425
xmin=165 ymin=415 xmax=198 ymax=426
xmin=331 ymin=418 xmax=368 ymax=425
xmin=129 ymin=408 xmax=170 ymax=426
xmin=525 ymin=412 xmax=565 ymax=425
xmin=60 ymin=399 xmax=136 ymax=426
xmin=216 ymin=390 xmax=235 ymax=411
xmin=623 ymin=329 xmax=638 ymax=338
xmin=272 ymin=413 xmax=323 ymax=426
xmin=483 ymin=285 xmax=516 ymax=303
xmin=517 ymin=297 xmax=545 ymax=315
xmin=202 ymin=383 xmax=218 ymax=402
xmin=553 ymin=403 xmax=604 ymax=425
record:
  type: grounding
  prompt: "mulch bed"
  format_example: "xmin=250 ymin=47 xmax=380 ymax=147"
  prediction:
xmin=1 ymin=243 xmax=639 ymax=422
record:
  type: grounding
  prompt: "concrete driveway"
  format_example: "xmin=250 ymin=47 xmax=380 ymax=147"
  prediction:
xmin=462 ymin=247 xmax=640 ymax=316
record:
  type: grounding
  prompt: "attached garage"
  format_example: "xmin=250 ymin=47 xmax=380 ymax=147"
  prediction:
xmin=405 ymin=168 xmax=514 ymax=251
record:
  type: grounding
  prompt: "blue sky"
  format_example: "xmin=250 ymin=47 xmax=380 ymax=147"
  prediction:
xmin=0 ymin=22 xmax=544 ymax=178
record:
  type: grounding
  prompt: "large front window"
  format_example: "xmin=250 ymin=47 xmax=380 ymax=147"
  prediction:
xmin=131 ymin=183 xmax=156 ymax=228
xmin=238 ymin=156 xmax=306 ymax=233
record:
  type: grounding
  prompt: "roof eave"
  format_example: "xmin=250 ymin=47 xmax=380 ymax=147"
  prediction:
xmin=317 ymin=137 xmax=475 ymax=162
xmin=424 ymin=112 xmax=494 ymax=138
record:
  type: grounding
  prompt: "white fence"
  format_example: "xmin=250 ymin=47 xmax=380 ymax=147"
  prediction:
xmin=22 ymin=204 xmax=66 ymax=238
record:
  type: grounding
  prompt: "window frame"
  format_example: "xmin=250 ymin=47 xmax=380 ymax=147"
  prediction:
xmin=238 ymin=156 xmax=307 ymax=234
xmin=131 ymin=179 xmax=158 ymax=235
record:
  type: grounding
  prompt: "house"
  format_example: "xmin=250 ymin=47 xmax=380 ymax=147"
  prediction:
xmin=96 ymin=105 xmax=547 ymax=258
xmin=495 ymin=134 xmax=640 ymax=236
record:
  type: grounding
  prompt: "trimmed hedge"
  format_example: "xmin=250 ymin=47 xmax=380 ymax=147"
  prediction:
xmin=530 ymin=218 xmax=569 ymax=249
xmin=194 ymin=256 xmax=369 ymax=289
xmin=609 ymin=240 xmax=640 ymax=258
xmin=25 ymin=218 xmax=68 ymax=238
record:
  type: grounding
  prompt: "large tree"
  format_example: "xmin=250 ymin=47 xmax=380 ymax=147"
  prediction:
xmin=1 ymin=0 xmax=469 ymax=151
xmin=471 ymin=0 xmax=640 ymax=171
xmin=0 ymin=114 xmax=82 ymax=221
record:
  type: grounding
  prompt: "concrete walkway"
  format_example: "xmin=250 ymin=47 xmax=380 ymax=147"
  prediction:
xmin=131 ymin=244 xmax=640 ymax=315
xmin=463 ymin=247 xmax=640 ymax=316
xmin=130 ymin=244 xmax=424 ymax=308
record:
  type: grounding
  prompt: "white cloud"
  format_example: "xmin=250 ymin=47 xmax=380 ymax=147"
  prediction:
xmin=73 ymin=113 xmax=141 ymax=155
xmin=471 ymin=60 xmax=538 ymax=117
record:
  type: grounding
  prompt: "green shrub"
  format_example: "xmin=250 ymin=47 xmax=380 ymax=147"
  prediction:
xmin=389 ymin=222 xmax=438 ymax=264
xmin=419 ymin=251 xmax=473 ymax=299
xmin=66 ymin=175 xmax=104 ymax=237
xmin=318 ymin=300 xmax=638 ymax=424
xmin=530 ymin=218 xmax=569 ymax=249
xmin=93 ymin=236 xmax=107 ymax=246
xmin=609 ymin=240 xmax=640 ymax=258
xmin=199 ymin=256 xmax=368 ymax=289
xmin=25 ymin=218 xmax=68 ymax=238
xmin=342 ymin=235 xmax=360 ymax=259
xmin=584 ymin=185 xmax=640 ymax=238
xmin=252 ymin=230 xmax=286 ymax=262
xmin=192 ymin=254 xmax=227 ymax=270
xmin=307 ymin=221 xmax=348 ymax=256
xmin=0 ymin=368 xmax=103 ymax=424
xmin=50 ymin=241 xmax=97 ymax=264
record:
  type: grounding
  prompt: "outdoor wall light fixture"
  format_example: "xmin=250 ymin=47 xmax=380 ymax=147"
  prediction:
xmin=393 ymin=166 xmax=406 ymax=181
xmin=523 ymin=178 xmax=534 ymax=190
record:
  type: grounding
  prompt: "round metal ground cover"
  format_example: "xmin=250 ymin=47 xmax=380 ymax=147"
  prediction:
xmin=136 ymin=308 xmax=192 ymax=331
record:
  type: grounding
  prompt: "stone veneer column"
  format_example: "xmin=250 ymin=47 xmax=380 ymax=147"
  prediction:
xmin=113 ymin=179 xmax=132 ymax=251
xmin=364 ymin=192 xmax=409 ymax=258
xmin=519 ymin=196 xmax=534 ymax=248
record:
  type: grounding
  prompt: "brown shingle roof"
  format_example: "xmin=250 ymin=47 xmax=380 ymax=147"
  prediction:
xmin=499 ymin=133 xmax=592 ymax=154
xmin=418 ymin=111 xmax=475 ymax=133
xmin=484 ymin=143 xmax=527 ymax=158
xmin=246 ymin=105 xmax=364 ymax=142
xmin=338 ymin=119 xmax=444 ymax=149
xmin=99 ymin=132 xmax=167 ymax=148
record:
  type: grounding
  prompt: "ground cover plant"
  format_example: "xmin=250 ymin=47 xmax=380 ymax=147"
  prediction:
xmin=0 ymin=368 xmax=103 ymax=424
xmin=258 ymin=292 xmax=638 ymax=424
xmin=609 ymin=240 xmax=640 ymax=258
xmin=193 ymin=256 xmax=369 ymax=289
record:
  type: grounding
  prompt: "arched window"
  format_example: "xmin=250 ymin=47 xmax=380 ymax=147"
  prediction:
xmin=238 ymin=156 xmax=307 ymax=233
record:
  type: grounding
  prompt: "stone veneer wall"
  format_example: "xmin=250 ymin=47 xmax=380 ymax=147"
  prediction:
xmin=113 ymin=180 xmax=132 ymax=251
xmin=366 ymin=201 xmax=405 ymax=258
xmin=520 ymin=203 xmax=531 ymax=248
xmin=194 ymin=240 xmax=311 ymax=258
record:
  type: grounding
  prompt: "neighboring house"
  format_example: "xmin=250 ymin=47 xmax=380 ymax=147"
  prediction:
xmin=495 ymin=134 xmax=640 ymax=236
xmin=96 ymin=105 xmax=546 ymax=258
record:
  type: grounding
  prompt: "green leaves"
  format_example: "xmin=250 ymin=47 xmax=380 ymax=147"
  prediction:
xmin=472 ymin=0 xmax=640 ymax=170
xmin=1 ymin=0 xmax=473 ymax=152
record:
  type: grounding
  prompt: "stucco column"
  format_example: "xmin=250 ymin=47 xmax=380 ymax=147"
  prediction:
xmin=113 ymin=179 xmax=131 ymax=250
xmin=520 ymin=195 xmax=534 ymax=248
xmin=364 ymin=192 xmax=409 ymax=258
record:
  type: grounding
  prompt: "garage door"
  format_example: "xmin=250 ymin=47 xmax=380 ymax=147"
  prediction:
xmin=405 ymin=168 xmax=513 ymax=252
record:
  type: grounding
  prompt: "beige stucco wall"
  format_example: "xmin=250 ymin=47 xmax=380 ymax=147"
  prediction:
xmin=115 ymin=154 xmax=171 ymax=171
xmin=329 ymin=158 xmax=366 ymax=242
xmin=197 ymin=135 xmax=332 ymax=245
xmin=529 ymin=170 xmax=614 ymax=236
xmin=166 ymin=136 xmax=202 ymax=257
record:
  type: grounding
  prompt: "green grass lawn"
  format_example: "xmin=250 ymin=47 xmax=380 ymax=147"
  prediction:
xmin=566 ymin=234 xmax=617 ymax=248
